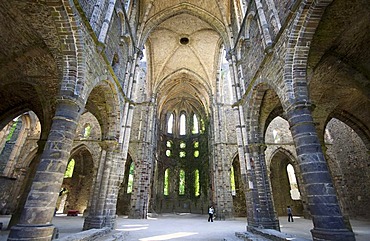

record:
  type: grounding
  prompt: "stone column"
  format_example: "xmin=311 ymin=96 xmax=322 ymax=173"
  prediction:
xmin=129 ymin=102 xmax=156 ymax=219
xmin=103 ymin=151 xmax=123 ymax=228
xmin=286 ymin=105 xmax=355 ymax=241
xmin=83 ymin=140 xmax=117 ymax=229
xmin=8 ymin=98 xmax=82 ymax=241
xmin=248 ymin=144 xmax=279 ymax=230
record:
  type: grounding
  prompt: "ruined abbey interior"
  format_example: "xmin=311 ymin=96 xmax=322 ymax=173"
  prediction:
xmin=0 ymin=0 xmax=369 ymax=240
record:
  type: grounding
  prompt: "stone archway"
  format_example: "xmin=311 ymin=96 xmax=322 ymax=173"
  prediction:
xmin=58 ymin=146 xmax=94 ymax=215
xmin=116 ymin=154 xmax=133 ymax=215
xmin=325 ymin=117 xmax=370 ymax=219
xmin=270 ymin=149 xmax=304 ymax=217
xmin=231 ymin=155 xmax=247 ymax=217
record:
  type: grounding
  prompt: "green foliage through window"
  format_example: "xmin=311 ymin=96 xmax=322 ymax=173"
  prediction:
xmin=164 ymin=169 xmax=169 ymax=196
xmin=64 ymin=159 xmax=75 ymax=178
xmin=166 ymin=141 xmax=172 ymax=148
xmin=195 ymin=169 xmax=200 ymax=196
xmin=194 ymin=150 xmax=199 ymax=157
xmin=127 ymin=162 xmax=135 ymax=193
xmin=6 ymin=121 xmax=18 ymax=141
xmin=179 ymin=151 xmax=186 ymax=158
xmin=180 ymin=142 xmax=186 ymax=149
xmin=83 ymin=124 xmax=91 ymax=138
xmin=166 ymin=150 xmax=172 ymax=157
xmin=179 ymin=169 xmax=185 ymax=195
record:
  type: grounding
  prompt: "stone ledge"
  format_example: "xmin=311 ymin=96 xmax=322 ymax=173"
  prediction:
xmin=58 ymin=227 xmax=111 ymax=241
xmin=245 ymin=227 xmax=310 ymax=241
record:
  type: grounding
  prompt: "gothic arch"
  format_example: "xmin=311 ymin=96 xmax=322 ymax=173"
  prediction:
xmin=156 ymin=68 xmax=212 ymax=116
xmin=0 ymin=112 xmax=41 ymax=177
xmin=245 ymin=83 xmax=283 ymax=144
xmin=327 ymin=109 xmax=370 ymax=150
xmin=324 ymin=118 xmax=370 ymax=219
xmin=231 ymin=154 xmax=247 ymax=217
xmin=48 ymin=0 xmax=87 ymax=100
xmin=269 ymin=148 xmax=304 ymax=216
xmin=283 ymin=0 xmax=333 ymax=110
xmin=59 ymin=144 xmax=95 ymax=214
xmin=117 ymin=153 xmax=133 ymax=215
xmin=85 ymin=79 xmax=122 ymax=140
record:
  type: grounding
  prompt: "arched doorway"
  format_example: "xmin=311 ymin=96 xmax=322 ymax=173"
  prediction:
xmin=231 ymin=155 xmax=247 ymax=217
xmin=269 ymin=149 xmax=304 ymax=217
xmin=57 ymin=146 xmax=94 ymax=215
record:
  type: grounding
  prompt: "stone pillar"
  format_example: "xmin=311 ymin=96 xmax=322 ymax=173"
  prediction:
xmin=103 ymin=151 xmax=124 ymax=228
xmin=286 ymin=105 xmax=355 ymax=241
xmin=7 ymin=140 xmax=46 ymax=229
xmin=248 ymin=144 xmax=279 ymax=230
xmin=129 ymin=102 xmax=156 ymax=219
xmin=209 ymin=52 xmax=234 ymax=219
xmin=83 ymin=140 xmax=117 ymax=229
xmin=8 ymin=98 xmax=82 ymax=241
xmin=227 ymin=51 xmax=260 ymax=226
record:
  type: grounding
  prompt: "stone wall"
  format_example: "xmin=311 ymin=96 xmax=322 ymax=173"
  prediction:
xmin=326 ymin=118 xmax=370 ymax=219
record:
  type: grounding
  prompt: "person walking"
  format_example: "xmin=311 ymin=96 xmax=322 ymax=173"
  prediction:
xmin=287 ymin=206 xmax=294 ymax=222
xmin=208 ymin=206 xmax=214 ymax=222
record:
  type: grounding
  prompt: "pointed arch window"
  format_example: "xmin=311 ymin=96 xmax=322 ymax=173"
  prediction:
xmin=167 ymin=113 xmax=174 ymax=134
xmin=230 ymin=166 xmax=236 ymax=196
xmin=179 ymin=169 xmax=185 ymax=195
xmin=194 ymin=169 xmax=200 ymax=197
xmin=127 ymin=162 xmax=135 ymax=193
xmin=83 ymin=124 xmax=91 ymax=138
xmin=287 ymin=164 xmax=301 ymax=200
xmin=192 ymin=114 xmax=199 ymax=134
xmin=64 ymin=159 xmax=75 ymax=178
xmin=164 ymin=168 xmax=169 ymax=196
xmin=180 ymin=113 xmax=186 ymax=135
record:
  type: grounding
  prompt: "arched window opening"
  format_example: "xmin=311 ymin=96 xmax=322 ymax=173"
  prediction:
xmin=200 ymin=118 xmax=206 ymax=134
xmin=194 ymin=141 xmax=199 ymax=148
xmin=179 ymin=169 xmax=185 ymax=195
xmin=180 ymin=113 xmax=186 ymax=135
xmin=180 ymin=141 xmax=186 ymax=149
xmin=166 ymin=140 xmax=172 ymax=148
xmin=272 ymin=129 xmax=280 ymax=143
xmin=83 ymin=124 xmax=91 ymax=138
xmin=166 ymin=150 xmax=172 ymax=157
xmin=194 ymin=150 xmax=199 ymax=158
xmin=192 ymin=114 xmax=199 ymax=134
xmin=57 ymin=188 xmax=68 ymax=214
xmin=195 ymin=169 xmax=200 ymax=197
xmin=167 ymin=113 xmax=174 ymax=134
xmin=287 ymin=164 xmax=301 ymax=200
xmin=5 ymin=118 xmax=19 ymax=141
xmin=64 ymin=159 xmax=75 ymax=178
xmin=230 ymin=166 xmax=236 ymax=196
xmin=179 ymin=151 xmax=186 ymax=158
xmin=164 ymin=168 xmax=169 ymax=196
xmin=127 ymin=162 xmax=135 ymax=193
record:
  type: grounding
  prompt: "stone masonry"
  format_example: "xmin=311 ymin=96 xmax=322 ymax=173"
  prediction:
xmin=0 ymin=1 xmax=368 ymax=241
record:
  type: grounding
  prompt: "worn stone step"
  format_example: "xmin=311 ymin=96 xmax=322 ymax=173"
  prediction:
xmin=57 ymin=227 xmax=111 ymax=241
xmin=235 ymin=231 xmax=271 ymax=241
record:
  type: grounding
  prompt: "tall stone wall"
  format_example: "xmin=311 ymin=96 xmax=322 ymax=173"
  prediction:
xmin=326 ymin=118 xmax=370 ymax=219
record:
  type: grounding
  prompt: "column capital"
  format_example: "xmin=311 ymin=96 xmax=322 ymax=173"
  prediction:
xmin=285 ymin=100 xmax=314 ymax=116
xmin=99 ymin=140 xmax=119 ymax=150
xmin=248 ymin=143 xmax=267 ymax=153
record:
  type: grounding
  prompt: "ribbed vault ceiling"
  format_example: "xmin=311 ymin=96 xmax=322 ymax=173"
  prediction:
xmin=141 ymin=1 xmax=231 ymax=117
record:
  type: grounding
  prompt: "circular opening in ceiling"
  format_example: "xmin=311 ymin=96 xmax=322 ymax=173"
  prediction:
xmin=180 ymin=37 xmax=189 ymax=45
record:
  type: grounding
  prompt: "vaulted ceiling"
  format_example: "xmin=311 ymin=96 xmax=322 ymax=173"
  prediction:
xmin=138 ymin=1 xmax=233 ymax=117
